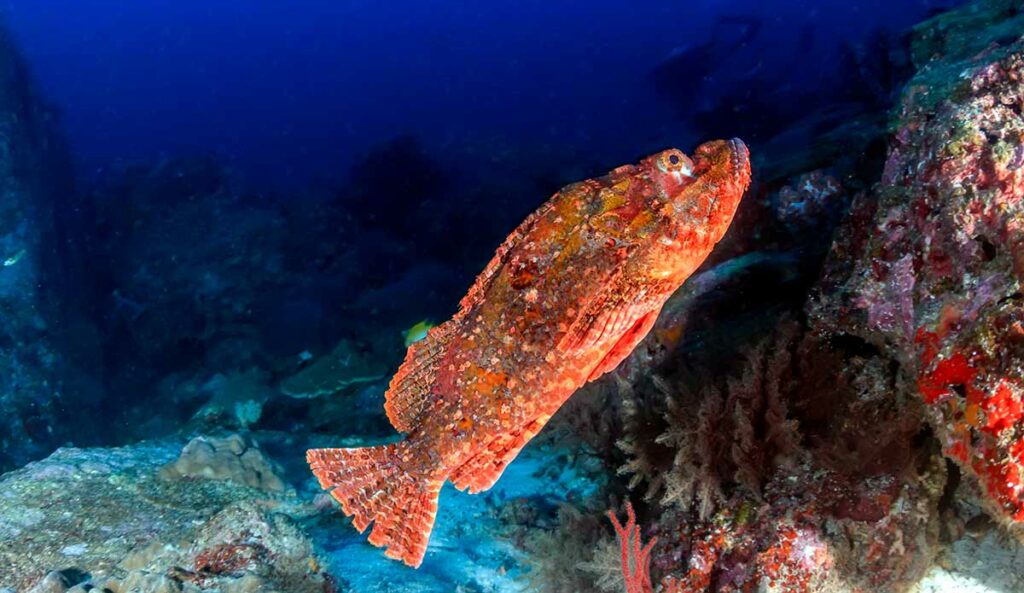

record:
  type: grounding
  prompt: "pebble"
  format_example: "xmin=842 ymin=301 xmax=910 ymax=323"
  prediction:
xmin=60 ymin=543 xmax=88 ymax=557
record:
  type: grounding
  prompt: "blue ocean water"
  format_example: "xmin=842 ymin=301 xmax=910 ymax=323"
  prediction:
xmin=8 ymin=1 xmax=1023 ymax=593
xmin=4 ymin=0 xmax=956 ymax=189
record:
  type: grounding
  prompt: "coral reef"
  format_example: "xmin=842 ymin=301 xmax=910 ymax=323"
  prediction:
xmin=574 ymin=3 xmax=1024 ymax=593
xmin=613 ymin=320 xmax=943 ymax=593
xmin=160 ymin=434 xmax=289 ymax=493
xmin=812 ymin=0 xmax=1024 ymax=533
xmin=2 ymin=1 xmax=1023 ymax=592
xmin=0 ymin=438 xmax=332 ymax=593
xmin=657 ymin=453 xmax=945 ymax=593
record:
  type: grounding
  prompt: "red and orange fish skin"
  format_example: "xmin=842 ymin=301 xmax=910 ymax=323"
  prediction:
xmin=309 ymin=139 xmax=750 ymax=567
xmin=402 ymin=139 xmax=749 ymax=475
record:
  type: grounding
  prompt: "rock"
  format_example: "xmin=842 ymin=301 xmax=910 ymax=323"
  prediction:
xmin=915 ymin=522 xmax=1024 ymax=592
xmin=73 ymin=156 xmax=290 ymax=439
xmin=811 ymin=0 xmax=1024 ymax=535
xmin=614 ymin=250 xmax=802 ymax=383
xmin=280 ymin=340 xmax=387 ymax=399
xmin=26 ymin=572 xmax=73 ymax=593
xmin=0 ymin=439 xmax=329 ymax=592
xmin=771 ymin=170 xmax=845 ymax=235
xmin=66 ymin=573 xmax=185 ymax=593
xmin=81 ymin=502 xmax=330 ymax=593
xmin=0 ymin=18 xmax=78 ymax=472
xmin=160 ymin=434 xmax=288 ymax=493
xmin=191 ymin=369 xmax=275 ymax=430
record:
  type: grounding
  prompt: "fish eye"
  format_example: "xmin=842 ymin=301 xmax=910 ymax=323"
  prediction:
xmin=656 ymin=150 xmax=693 ymax=176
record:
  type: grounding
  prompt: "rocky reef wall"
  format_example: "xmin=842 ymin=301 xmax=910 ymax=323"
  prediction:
xmin=545 ymin=2 xmax=1024 ymax=592
xmin=816 ymin=0 xmax=1024 ymax=535
xmin=0 ymin=24 xmax=77 ymax=472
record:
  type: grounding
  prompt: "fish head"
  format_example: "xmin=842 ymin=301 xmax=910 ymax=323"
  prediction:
xmin=639 ymin=139 xmax=750 ymax=280
xmin=647 ymin=138 xmax=749 ymax=233
xmin=647 ymin=138 xmax=750 ymax=244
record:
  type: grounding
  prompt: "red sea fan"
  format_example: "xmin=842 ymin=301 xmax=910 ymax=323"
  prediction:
xmin=607 ymin=501 xmax=657 ymax=593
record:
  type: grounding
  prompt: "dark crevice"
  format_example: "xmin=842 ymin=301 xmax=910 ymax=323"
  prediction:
xmin=828 ymin=333 xmax=883 ymax=359
xmin=976 ymin=235 xmax=997 ymax=261
xmin=938 ymin=458 xmax=960 ymax=514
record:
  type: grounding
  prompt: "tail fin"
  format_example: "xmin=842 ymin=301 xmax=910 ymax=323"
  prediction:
xmin=306 ymin=444 xmax=442 ymax=568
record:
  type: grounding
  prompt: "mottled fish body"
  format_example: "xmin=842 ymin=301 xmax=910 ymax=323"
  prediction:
xmin=308 ymin=139 xmax=751 ymax=567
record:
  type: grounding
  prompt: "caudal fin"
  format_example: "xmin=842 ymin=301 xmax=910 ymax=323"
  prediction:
xmin=306 ymin=444 xmax=442 ymax=568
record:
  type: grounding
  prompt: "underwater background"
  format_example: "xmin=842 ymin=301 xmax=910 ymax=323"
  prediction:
xmin=1 ymin=0 xmax=1024 ymax=592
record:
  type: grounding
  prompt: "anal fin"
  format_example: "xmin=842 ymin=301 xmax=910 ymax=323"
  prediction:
xmin=385 ymin=321 xmax=457 ymax=432
xmin=449 ymin=416 xmax=550 ymax=494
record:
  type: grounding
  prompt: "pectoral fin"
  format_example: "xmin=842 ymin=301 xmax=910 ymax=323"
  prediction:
xmin=557 ymin=280 xmax=654 ymax=357
xmin=586 ymin=308 xmax=660 ymax=381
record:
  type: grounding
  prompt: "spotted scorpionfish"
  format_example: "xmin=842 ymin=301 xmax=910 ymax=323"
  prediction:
xmin=308 ymin=138 xmax=751 ymax=567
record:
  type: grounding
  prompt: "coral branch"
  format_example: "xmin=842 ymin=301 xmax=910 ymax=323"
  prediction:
xmin=607 ymin=501 xmax=657 ymax=593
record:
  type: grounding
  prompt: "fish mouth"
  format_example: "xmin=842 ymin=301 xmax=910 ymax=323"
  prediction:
xmin=702 ymin=139 xmax=749 ymax=220
xmin=728 ymin=138 xmax=750 ymax=180
xmin=689 ymin=137 xmax=750 ymax=180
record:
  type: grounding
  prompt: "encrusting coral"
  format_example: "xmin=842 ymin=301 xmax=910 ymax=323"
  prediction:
xmin=160 ymin=433 xmax=288 ymax=493
xmin=814 ymin=0 xmax=1024 ymax=533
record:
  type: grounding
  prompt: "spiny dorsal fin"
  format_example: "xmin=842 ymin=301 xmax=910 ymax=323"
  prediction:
xmin=384 ymin=321 xmax=457 ymax=432
xmin=455 ymin=194 xmax=561 ymax=319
